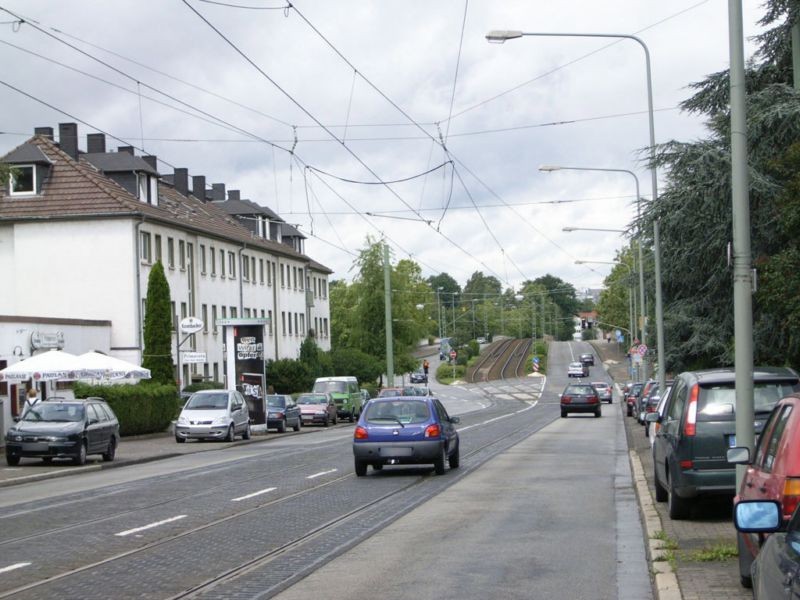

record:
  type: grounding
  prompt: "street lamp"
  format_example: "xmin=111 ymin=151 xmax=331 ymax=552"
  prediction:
xmin=436 ymin=287 xmax=444 ymax=340
xmin=546 ymin=164 xmax=647 ymax=369
xmin=575 ymin=259 xmax=636 ymax=361
xmin=562 ymin=226 xmax=625 ymax=233
xmin=487 ymin=28 xmax=666 ymax=395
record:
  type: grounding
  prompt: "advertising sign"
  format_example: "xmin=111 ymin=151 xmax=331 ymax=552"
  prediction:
xmin=228 ymin=323 xmax=267 ymax=426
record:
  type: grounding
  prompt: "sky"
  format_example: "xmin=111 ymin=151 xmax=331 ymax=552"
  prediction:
xmin=0 ymin=0 xmax=768 ymax=293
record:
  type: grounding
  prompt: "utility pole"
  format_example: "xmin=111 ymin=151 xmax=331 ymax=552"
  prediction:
xmin=383 ymin=243 xmax=394 ymax=387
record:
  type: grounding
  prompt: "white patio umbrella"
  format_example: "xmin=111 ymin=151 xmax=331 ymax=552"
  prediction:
xmin=0 ymin=349 xmax=88 ymax=381
xmin=77 ymin=351 xmax=151 ymax=381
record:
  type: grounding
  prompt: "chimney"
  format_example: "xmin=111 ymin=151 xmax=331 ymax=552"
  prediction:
xmin=174 ymin=168 xmax=189 ymax=196
xmin=228 ymin=190 xmax=241 ymax=201
xmin=87 ymin=133 xmax=106 ymax=154
xmin=34 ymin=127 xmax=54 ymax=139
xmin=58 ymin=123 xmax=79 ymax=160
xmin=212 ymin=183 xmax=225 ymax=202
xmin=143 ymin=155 xmax=158 ymax=171
xmin=118 ymin=146 xmax=135 ymax=155
xmin=192 ymin=175 xmax=206 ymax=201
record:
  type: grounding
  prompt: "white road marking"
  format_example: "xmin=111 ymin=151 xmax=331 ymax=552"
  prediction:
xmin=231 ymin=487 xmax=277 ymax=502
xmin=114 ymin=515 xmax=187 ymax=537
xmin=307 ymin=469 xmax=338 ymax=479
xmin=459 ymin=400 xmax=538 ymax=431
xmin=0 ymin=562 xmax=30 ymax=575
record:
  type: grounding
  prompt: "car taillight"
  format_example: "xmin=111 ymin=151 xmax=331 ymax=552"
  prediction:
xmin=589 ymin=396 xmax=599 ymax=404
xmin=683 ymin=384 xmax=699 ymax=437
xmin=783 ymin=478 xmax=800 ymax=520
xmin=274 ymin=412 xmax=284 ymax=419
xmin=354 ymin=426 xmax=368 ymax=440
xmin=424 ymin=424 xmax=441 ymax=438
xmin=562 ymin=396 xmax=571 ymax=404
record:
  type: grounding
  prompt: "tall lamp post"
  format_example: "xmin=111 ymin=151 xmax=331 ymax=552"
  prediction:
xmin=487 ymin=29 xmax=666 ymax=395
xmin=436 ymin=286 xmax=444 ymax=340
xmin=544 ymin=165 xmax=646 ymax=360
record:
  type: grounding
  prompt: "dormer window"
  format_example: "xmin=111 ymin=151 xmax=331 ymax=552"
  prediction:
xmin=137 ymin=172 xmax=158 ymax=206
xmin=9 ymin=165 xmax=35 ymax=196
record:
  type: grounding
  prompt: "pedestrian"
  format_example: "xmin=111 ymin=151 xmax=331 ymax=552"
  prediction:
xmin=423 ymin=359 xmax=429 ymax=376
xmin=24 ymin=387 xmax=40 ymax=413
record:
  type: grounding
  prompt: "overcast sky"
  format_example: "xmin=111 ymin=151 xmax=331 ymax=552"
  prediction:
xmin=0 ymin=0 xmax=767 ymax=292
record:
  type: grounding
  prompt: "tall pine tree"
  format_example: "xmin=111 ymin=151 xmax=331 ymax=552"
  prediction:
xmin=142 ymin=261 xmax=175 ymax=385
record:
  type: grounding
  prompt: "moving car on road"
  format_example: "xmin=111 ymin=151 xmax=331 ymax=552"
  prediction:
xmin=266 ymin=394 xmax=302 ymax=433
xmin=297 ymin=393 xmax=338 ymax=427
xmin=580 ymin=353 xmax=595 ymax=366
xmin=353 ymin=396 xmax=460 ymax=476
xmin=175 ymin=389 xmax=251 ymax=443
xmin=410 ymin=370 xmax=428 ymax=384
xmin=312 ymin=376 xmax=362 ymax=422
xmin=591 ymin=381 xmax=613 ymax=404
xmin=560 ymin=383 xmax=601 ymax=418
xmin=568 ymin=361 xmax=588 ymax=378
xmin=5 ymin=397 xmax=119 ymax=466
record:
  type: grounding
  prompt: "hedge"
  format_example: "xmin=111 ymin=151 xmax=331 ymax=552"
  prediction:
xmin=72 ymin=382 xmax=178 ymax=436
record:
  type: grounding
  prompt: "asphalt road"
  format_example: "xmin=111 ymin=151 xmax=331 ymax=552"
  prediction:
xmin=0 ymin=341 xmax=651 ymax=599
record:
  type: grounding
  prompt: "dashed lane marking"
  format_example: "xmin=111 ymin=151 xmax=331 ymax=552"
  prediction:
xmin=114 ymin=515 xmax=187 ymax=537
xmin=231 ymin=488 xmax=277 ymax=502
xmin=307 ymin=469 xmax=338 ymax=480
xmin=0 ymin=563 xmax=30 ymax=575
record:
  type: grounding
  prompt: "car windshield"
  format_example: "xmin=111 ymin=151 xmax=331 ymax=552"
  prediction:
xmin=365 ymin=400 xmax=430 ymax=424
xmin=377 ymin=389 xmax=402 ymax=397
xmin=185 ymin=393 xmax=228 ymax=410
xmin=699 ymin=380 xmax=800 ymax=419
xmin=313 ymin=381 xmax=347 ymax=394
xmin=565 ymin=385 xmax=594 ymax=395
xmin=570 ymin=363 xmax=582 ymax=368
xmin=297 ymin=394 xmax=328 ymax=405
xmin=592 ymin=383 xmax=609 ymax=390
xmin=22 ymin=403 xmax=85 ymax=422
xmin=266 ymin=395 xmax=286 ymax=408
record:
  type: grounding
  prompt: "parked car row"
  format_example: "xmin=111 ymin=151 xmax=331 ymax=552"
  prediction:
xmin=637 ymin=365 xmax=800 ymax=596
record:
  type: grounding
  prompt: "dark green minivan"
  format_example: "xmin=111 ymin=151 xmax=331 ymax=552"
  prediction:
xmin=650 ymin=367 xmax=800 ymax=520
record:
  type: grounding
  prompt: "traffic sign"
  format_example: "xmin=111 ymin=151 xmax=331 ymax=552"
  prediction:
xmin=637 ymin=344 xmax=648 ymax=356
xmin=532 ymin=356 xmax=540 ymax=364
xmin=533 ymin=362 xmax=540 ymax=372
xmin=180 ymin=317 xmax=203 ymax=334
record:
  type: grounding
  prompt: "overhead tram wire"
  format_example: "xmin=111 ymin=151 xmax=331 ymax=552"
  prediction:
xmin=443 ymin=0 xmax=469 ymax=143
xmin=182 ymin=0 xmax=513 ymax=287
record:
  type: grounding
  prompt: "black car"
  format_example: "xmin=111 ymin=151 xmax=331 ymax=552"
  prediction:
xmin=734 ymin=499 xmax=800 ymax=599
xmin=560 ymin=383 xmax=601 ymax=418
xmin=580 ymin=353 xmax=595 ymax=366
xmin=650 ymin=367 xmax=800 ymax=519
xmin=5 ymin=398 xmax=120 ymax=466
xmin=266 ymin=394 xmax=302 ymax=433
xmin=410 ymin=370 xmax=428 ymax=384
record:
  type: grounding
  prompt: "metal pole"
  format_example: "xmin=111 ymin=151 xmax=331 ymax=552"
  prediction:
xmin=383 ymin=243 xmax=394 ymax=387
xmin=793 ymin=22 xmax=800 ymax=91
xmin=436 ymin=287 xmax=443 ymax=340
xmin=729 ymin=0 xmax=754 ymax=489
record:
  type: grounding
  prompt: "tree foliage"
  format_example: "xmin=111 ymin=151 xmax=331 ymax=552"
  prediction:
xmin=639 ymin=0 xmax=800 ymax=371
xmin=142 ymin=261 xmax=175 ymax=384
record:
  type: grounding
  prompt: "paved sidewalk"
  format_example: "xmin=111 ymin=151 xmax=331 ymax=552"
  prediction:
xmin=591 ymin=341 xmax=749 ymax=600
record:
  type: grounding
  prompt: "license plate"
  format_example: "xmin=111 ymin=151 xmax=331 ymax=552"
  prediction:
xmin=380 ymin=447 xmax=412 ymax=457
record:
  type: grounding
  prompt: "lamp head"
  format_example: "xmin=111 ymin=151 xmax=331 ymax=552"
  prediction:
xmin=562 ymin=227 xmax=576 ymax=232
xmin=485 ymin=30 xmax=523 ymax=43
xmin=574 ymin=260 xmax=585 ymax=265
xmin=538 ymin=165 xmax=562 ymax=172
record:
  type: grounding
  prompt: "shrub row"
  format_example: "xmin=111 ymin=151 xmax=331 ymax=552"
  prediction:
xmin=73 ymin=382 xmax=178 ymax=437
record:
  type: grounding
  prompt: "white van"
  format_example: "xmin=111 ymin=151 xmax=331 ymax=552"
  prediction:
xmin=312 ymin=376 xmax=362 ymax=422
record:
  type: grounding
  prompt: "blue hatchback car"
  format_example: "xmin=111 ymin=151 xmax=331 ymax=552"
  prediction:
xmin=352 ymin=396 xmax=460 ymax=476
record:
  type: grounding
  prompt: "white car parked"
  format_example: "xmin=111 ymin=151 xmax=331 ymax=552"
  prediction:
xmin=175 ymin=389 xmax=251 ymax=443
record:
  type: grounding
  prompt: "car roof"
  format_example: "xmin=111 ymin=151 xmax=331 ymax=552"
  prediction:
xmin=683 ymin=367 xmax=799 ymax=384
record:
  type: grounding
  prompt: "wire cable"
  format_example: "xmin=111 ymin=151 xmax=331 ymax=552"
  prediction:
xmin=306 ymin=161 xmax=451 ymax=186
xmin=443 ymin=0 xmax=468 ymax=143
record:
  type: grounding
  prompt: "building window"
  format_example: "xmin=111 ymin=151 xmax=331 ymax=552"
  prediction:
xmin=230 ymin=306 xmax=237 ymax=318
xmin=244 ymin=308 xmax=251 ymax=318
xmin=155 ymin=235 xmax=162 ymax=262
xmin=167 ymin=238 xmax=175 ymax=269
xmin=9 ymin=165 xmax=35 ymax=195
xmin=281 ymin=264 xmax=286 ymax=288
xmin=294 ymin=313 xmax=299 ymax=336
xmin=281 ymin=311 xmax=286 ymax=336
xmin=212 ymin=305 xmax=218 ymax=334
xmin=201 ymin=304 xmax=208 ymax=332
xmin=288 ymin=312 xmax=293 ymax=335
xmin=221 ymin=306 xmax=227 ymax=319
xmin=268 ymin=310 xmax=273 ymax=335
xmin=213 ymin=362 xmax=219 ymax=382
xmin=299 ymin=268 xmax=304 ymax=290
xmin=259 ymin=259 xmax=265 ymax=284
xmin=267 ymin=261 xmax=272 ymax=286
xmin=228 ymin=252 xmax=236 ymax=278
xmin=140 ymin=231 xmax=151 ymax=263
xmin=171 ymin=301 xmax=177 ymax=328
xmin=242 ymin=254 xmax=250 ymax=282
xmin=210 ymin=246 xmax=216 ymax=276
xmin=300 ymin=314 xmax=305 ymax=336
xmin=200 ymin=245 xmax=207 ymax=274
xmin=180 ymin=302 xmax=187 ymax=320
xmin=251 ymin=257 xmax=256 ymax=284
xmin=179 ymin=240 xmax=186 ymax=270
xmin=220 ymin=249 xmax=226 ymax=278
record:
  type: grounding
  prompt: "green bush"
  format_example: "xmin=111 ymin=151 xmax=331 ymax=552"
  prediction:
xmin=183 ymin=381 xmax=224 ymax=393
xmin=73 ymin=381 xmax=178 ymax=436
xmin=467 ymin=340 xmax=479 ymax=356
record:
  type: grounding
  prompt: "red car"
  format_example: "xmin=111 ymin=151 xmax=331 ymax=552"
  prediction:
xmin=732 ymin=393 xmax=800 ymax=588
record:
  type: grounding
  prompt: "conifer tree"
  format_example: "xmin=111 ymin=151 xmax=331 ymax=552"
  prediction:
xmin=142 ymin=261 xmax=176 ymax=384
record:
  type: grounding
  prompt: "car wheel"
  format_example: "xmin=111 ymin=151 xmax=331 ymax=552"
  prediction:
xmin=433 ymin=445 xmax=447 ymax=475
xmin=102 ymin=438 xmax=116 ymax=462
xmin=6 ymin=455 xmax=20 ymax=466
xmin=626 ymin=406 xmax=632 ymax=417
xmin=42 ymin=457 xmax=53 ymax=464
xmin=737 ymin=533 xmax=753 ymax=588
xmin=667 ymin=473 xmax=691 ymax=520
xmin=277 ymin=419 xmax=286 ymax=433
xmin=73 ymin=441 xmax=87 ymax=466
xmin=654 ymin=467 xmax=668 ymax=502
xmin=175 ymin=435 xmax=186 ymax=443
xmin=448 ymin=442 xmax=460 ymax=469
xmin=594 ymin=409 xmax=601 ymax=418
xmin=354 ymin=458 xmax=367 ymax=477
xmin=349 ymin=412 xmax=355 ymax=423
xmin=561 ymin=410 xmax=567 ymax=418
xmin=293 ymin=418 xmax=301 ymax=432
xmin=333 ymin=414 xmax=338 ymax=425
xmin=243 ymin=423 xmax=252 ymax=440
xmin=645 ymin=425 xmax=649 ymax=438
xmin=324 ymin=417 xmax=330 ymax=427
xmin=226 ymin=425 xmax=235 ymax=442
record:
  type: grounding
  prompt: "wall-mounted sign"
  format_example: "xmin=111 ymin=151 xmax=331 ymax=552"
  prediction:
xmin=182 ymin=351 xmax=207 ymax=364
xmin=216 ymin=317 xmax=270 ymax=327
xmin=30 ymin=331 xmax=65 ymax=350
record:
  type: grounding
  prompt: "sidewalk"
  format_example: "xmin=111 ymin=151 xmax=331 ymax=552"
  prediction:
xmin=591 ymin=340 xmax=748 ymax=600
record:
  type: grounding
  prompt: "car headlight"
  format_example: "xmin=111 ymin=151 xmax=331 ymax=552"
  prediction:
xmin=8 ymin=433 xmax=22 ymax=442
xmin=212 ymin=416 xmax=229 ymax=426
xmin=44 ymin=436 xmax=68 ymax=442
xmin=177 ymin=416 xmax=188 ymax=425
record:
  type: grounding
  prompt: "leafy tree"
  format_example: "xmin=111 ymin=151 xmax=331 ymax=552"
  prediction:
xmin=142 ymin=261 xmax=175 ymax=384
xmin=299 ymin=336 xmax=331 ymax=380
xmin=595 ymin=248 xmax=637 ymax=342
xmin=266 ymin=358 xmax=311 ymax=393
xmin=329 ymin=347 xmax=383 ymax=385
xmin=639 ymin=0 xmax=800 ymax=371
xmin=427 ymin=273 xmax=461 ymax=308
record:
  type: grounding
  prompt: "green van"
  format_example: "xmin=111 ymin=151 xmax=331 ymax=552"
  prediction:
xmin=312 ymin=376 xmax=362 ymax=422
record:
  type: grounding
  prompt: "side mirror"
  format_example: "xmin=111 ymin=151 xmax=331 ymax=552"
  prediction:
xmin=734 ymin=500 xmax=781 ymax=533
xmin=450 ymin=416 xmax=460 ymax=424
xmin=727 ymin=446 xmax=751 ymax=465
xmin=645 ymin=412 xmax=659 ymax=423
xmin=88 ymin=418 xmax=98 ymax=425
